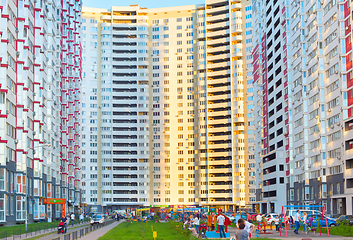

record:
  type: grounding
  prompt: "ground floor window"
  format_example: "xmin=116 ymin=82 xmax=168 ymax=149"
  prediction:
xmin=16 ymin=196 xmax=25 ymax=220
xmin=34 ymin=198 xmax=39 ymax=219
xmin=0 ymin=193 xmax=5 ymax=221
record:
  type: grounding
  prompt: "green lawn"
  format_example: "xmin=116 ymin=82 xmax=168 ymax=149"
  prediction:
xmin=98 ymin=221 xmax=279 ymax=240
xmin=0 ymin=219 xmax=90 ymax=238
xmin=0 ymin=221 xmax=61 ymax=238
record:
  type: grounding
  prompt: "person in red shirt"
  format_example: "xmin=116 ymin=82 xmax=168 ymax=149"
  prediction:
xmin=247 ymin=212 xmax=252 ymax=223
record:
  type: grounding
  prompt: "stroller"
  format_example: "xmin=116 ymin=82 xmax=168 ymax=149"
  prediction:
xmin=58 ymin=221 xmax=65 ymax=234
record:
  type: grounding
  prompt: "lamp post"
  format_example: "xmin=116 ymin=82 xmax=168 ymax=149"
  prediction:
xmin=25 ymin=143 xmax=51 ymax=232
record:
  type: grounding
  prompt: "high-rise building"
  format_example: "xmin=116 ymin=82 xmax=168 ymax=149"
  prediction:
xmin=81 ymin=0 xmax=255 ymax=212
xmin=252 ymin=0 xmax=353 ymax=215
xmin=0 ymin=0 xmax=82 ymax=225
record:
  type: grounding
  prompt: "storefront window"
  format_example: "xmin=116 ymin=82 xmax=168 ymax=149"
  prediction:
xmin=34 ymin=199 xmax=39 ymax=219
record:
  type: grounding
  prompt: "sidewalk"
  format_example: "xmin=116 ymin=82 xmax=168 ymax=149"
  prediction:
xmin=28 ymin=220 xmax=121 ymax=240
xmin=79 ymin=220 xmax=122 ymax=240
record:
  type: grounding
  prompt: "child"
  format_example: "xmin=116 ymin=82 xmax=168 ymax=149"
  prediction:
xmin=236 ymin=222 xmax=249 ymax=240
xmin=274 ymin=216 xmax=280 ymax=232
xmin=302 ymin=212 xmax=308 ymax=234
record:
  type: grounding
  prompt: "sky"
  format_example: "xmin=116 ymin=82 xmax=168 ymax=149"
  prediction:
xmin=83 ymin=0 xmax=204 ymax=9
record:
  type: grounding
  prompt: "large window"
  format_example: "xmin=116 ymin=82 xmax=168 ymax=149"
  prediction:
xmin=16 ymin=196 xmax=25 ymax=220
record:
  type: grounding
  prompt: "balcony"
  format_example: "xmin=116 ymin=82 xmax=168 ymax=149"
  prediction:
xmin=206 ymin=13 xmax=229 ymax=23
xmin=232 ymin=34 xmax=242 ymax=42
xmin=208 ymin=134 xmax=231 ymax=141
xmin=207 ymin=45 xmax=229 ymax=53
xmin=207 ymin=53 xmax=230 ymax=61
xmin=207 ymin=29 xmax=230 ymax=39
xmin=207 ymin=110 xmax=230 ymax=117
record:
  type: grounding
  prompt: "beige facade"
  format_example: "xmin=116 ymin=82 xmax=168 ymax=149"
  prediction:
xmin=81 ymin=0 xmax=255 ymax=210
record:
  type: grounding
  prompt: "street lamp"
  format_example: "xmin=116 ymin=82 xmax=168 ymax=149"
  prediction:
xmin=25 ymin=143 xmax=51 ymax=232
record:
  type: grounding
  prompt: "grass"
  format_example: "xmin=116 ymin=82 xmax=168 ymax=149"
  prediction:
xmin=317 ymin=224 xmax=353 ymax=237
xmin=0 ymin=219 xmax=90 ymax=238
xmin=0 ymin=221 xmax=61 ymax=238
xmin=98 ymin=221 xmax=279 ymax=240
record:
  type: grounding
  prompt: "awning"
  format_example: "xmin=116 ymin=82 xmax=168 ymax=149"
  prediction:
xmin=251 ymin=201 xmax=268 ymax=204
xmin=330 ymin=193 xmax=353 ymax=199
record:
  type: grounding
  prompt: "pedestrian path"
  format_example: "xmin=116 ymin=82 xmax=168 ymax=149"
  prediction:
xmin=31 ymin=220 xmax=121 ymax=240
xmin=79 ymin=220 xmax=122 ymax=240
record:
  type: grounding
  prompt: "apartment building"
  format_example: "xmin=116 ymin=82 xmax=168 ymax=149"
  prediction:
xmin=253 ymin=0 xmax=353 ymax=215
xmin=0 ymin=0 xmax=82 ymax=225
xmin=81 ymin=0 xmax=256 ymax=212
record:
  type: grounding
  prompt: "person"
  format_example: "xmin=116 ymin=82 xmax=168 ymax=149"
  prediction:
xmin=256 ymin=214 xmax=262 ymax=228
xmin=237 ymin=218 xmax=255 ymax=239
xmin=183 ymin=218 xmax=190 ymax=229
xmin=235 ymin=222 xmax=249 ymax=240
xmin=193 ymin=215 xmax=200 ymax=234
xmin=302 ymin=212 xmax=307 ymax=234
xmin=70 ymin=213 xmax=75 ymax=226
xmin=274 ymin=216 xmax=280 ymax=232
xmin=246 ymin=212 xmax=252 ymax=223
xmin=294 ymin=210 xmax=301 ymax=234
xmin=79 ymin=213 xmax=84 ymax=224
xmin=61 ymin=214 xmax=68 ymax=233
xmin=217 ymin=212 xmax=226 ymax=238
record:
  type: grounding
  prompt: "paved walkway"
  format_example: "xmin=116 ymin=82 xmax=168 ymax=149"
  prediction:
xmin=79 ymin=220 xmax=122 ymax=240
xmin=31 ymin=220 xmax=122 ymax=240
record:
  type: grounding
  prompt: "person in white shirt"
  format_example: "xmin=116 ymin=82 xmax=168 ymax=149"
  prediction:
xmin=193 ymin=216 xmax=200 ymax=234
xmin=256 ymin=214 xmax=262 ymax=229
xmin=217 ymin=213 xmax=226 ymax=238
xmin=79 ymin=213 xmax=84 ymax=224
xmin=70 ymin=213 xmax=75 ymax=226
xmin=294 ymin=210 xmax=301 ymax=234
xmin=237 ymin=218 xmax=255 ymax=238
xmin=274 ymin=216 xmax=280 ymax=232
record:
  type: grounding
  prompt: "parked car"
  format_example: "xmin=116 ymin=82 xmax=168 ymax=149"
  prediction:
xmin=326 ymin=214 xmax=340 ymax=220
xmin=285 ymin=209 xmax=321 ymax=218
xmin=306 ymin=214 xmax=337 ymax=227
xmin=90 ymin=214 xmax=105 ymax=225
xmin=336 ymin=215 xmax=353 ymax=225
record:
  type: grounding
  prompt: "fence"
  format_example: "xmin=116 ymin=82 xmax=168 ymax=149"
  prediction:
xmin=0 ymin=219 xmax=92 ymax=240
xmin=52 ymin=220 xmax=114 ymax=240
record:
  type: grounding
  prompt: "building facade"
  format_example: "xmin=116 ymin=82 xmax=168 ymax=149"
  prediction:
xmin=0 ymin=0 xmax=82 ymax=225
xmin=81 ymin=0 xmax=256 ymax=211
xmin=252 ymin=0 xmax=353 ymax=215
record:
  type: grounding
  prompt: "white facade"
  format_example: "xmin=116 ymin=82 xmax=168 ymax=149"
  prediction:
xmin=252 ymin=0 xmax=353 ymax=215
xmin=0 ymin=0 xmax=82 ymax=224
